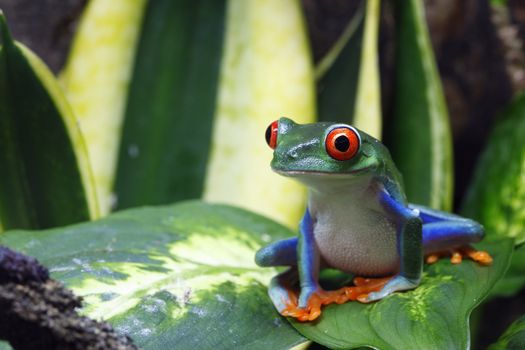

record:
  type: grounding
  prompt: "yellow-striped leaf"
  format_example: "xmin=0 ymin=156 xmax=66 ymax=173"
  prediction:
xmin=0 ymin=12 xmax=98 ymax=230
xmin=204 ymin=0 xmax=316 ymax=228
xmin=61 ymin=0 xmax=148 ymax=215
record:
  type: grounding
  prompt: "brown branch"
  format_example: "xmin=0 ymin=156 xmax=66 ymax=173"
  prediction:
xmin=0 ymin=246 xmax=137 ymax=350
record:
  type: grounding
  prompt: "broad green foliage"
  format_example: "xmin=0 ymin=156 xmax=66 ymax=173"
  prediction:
xmin=0 ymin=13 xmax=98 ymax=230
xmin=490 ymin=315 xmax=525 ymax=350
xmin=462 ymin=93 xmax=525 ymax=299
xmin=114 ymin=0 xmax=226 ymax=210
xmin=203 ymin=0 xmax=316 ymax=228
xmin=61 ymin=0 xmax=148 ymax=215
xmin=490 ymin=244 xmax=525 ymax=298
xmin=384 ymin=0 xmax=453 ymax=211
xmin=0 ymin=202 xmax=307 ymax=350
xmin=463 ymin=93 xmax=525 ymax=245
xmin=291 ymin=240 xmax=513 ymax=350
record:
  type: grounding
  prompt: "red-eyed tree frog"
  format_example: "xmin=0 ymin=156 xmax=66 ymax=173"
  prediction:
xmin=255 ymin=118 xmax=492 ymax=322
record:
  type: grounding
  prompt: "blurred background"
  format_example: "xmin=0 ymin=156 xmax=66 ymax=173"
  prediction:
xmin=1 ymin=0 xmax=524 ymax=348
xmin=1 ymin=0 xmax=524 ymax=207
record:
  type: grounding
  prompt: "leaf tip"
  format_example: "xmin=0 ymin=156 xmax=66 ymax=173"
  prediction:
xmin=0 ymin=9 xmax=13 ymax=46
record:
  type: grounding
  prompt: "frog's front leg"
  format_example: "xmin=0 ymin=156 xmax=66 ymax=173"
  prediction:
xmin=255 ymin=237 xmax=298 ymax=313
xmin=281 ymin=209 xmax=349 ymax=321
xmin=361 ymin=189 xmax=423 ymax=303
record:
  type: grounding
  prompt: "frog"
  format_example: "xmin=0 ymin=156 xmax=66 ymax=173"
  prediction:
xmin=255 ymin=117 xmax=493 ymax=322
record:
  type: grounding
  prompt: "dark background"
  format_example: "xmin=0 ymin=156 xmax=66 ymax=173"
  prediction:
xmin=0 ymin=0 xmax=524 ymax=348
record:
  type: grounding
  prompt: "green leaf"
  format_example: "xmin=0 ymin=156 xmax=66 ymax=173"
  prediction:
xmin=114 ymin=0 xmax=226 ymax=209
xmin=490 ymin=244 xmax=525 ymax=298
xmin=203 ymin=0 xmax=315 ymax=228
xmin=489 ymin=315 xmax=525 ymax=350
xmin=0 ymin=201 xmax=307 ymax=350
xmin=462 ymin=93 xmax=525 ymax=245
xmin=316 ymin=3 xmax=364 ymax=123
xmin=60 ymin=0 xmax=148 ymax=215
xmin=384 ymin=0 xmax=453 ymax=211
xmin=0 ymin=12 xmax=98 ymax=230
xmin=316 ymin=0 xmax=382 ymax=139
xmin=290 ymin=239 xmax=513 ymax=350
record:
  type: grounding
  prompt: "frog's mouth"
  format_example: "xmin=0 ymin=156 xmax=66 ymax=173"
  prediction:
xmin=272 ymin=168 xmax=369 ymax=177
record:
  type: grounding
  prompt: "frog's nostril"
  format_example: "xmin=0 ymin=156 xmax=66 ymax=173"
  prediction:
xmin=288 ymin=150 xmax=299 ymax=159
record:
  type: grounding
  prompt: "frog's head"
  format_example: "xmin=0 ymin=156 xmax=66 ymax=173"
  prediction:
xmin=266 ymin=117 xmax=389 ymax=183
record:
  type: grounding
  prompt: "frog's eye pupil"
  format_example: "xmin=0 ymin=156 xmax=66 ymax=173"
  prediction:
xmin=265 ymin=125 xmax=272 ymax=144
xmin=265 ymin=120 xmax=279 ymax=149
xmin=334 ymin=135 xmax=350 ymax=152
xmin=325 ymin=126 xmax=360 ymax=161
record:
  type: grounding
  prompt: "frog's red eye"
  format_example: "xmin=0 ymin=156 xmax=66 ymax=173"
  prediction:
xmin=325 ymin=126 xmax=360 ymax=161
xmin=265 ymin=120 xmax=279 ymax=149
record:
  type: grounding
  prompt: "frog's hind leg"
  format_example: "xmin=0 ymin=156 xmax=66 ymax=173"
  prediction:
xmin=411 ymin=205 xmax=493 ymax=265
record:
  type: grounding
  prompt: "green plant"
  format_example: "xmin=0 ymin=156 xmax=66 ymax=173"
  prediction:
xmin=0 ymin=0 xmax=524 ymax=349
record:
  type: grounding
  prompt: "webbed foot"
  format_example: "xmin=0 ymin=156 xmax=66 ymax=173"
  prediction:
xmin=357 ymin=275 xmax=417 ymax=303
xmin=281 ymin=276 xmax=394 ymax=321
xmin=425 ymin=245 xmax=493 ymax=266
xmin=281 ymin=289 xmax=348 ymax=322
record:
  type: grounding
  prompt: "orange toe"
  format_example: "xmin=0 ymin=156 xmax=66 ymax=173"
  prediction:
xmin=280 ymin=276 xmax=393 ymax=321
xmin=450 ymin=251 xmax=463 ymax=264
xmin=462 ymin=246 xmax=493 ymax=265
xmin=425 ymin=245 xmax=493 ymax=266
xmin=344 ymin=276 xmax=392 ymax=302
xmin=426 ymin=254 xmax=439 ymax=264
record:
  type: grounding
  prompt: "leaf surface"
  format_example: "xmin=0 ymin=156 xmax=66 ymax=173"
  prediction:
xmin=61 ymin=0 xmax=148 ymax=215
xmin=203 ymin=0 xmax=316 ymax=228
xmin=291 ymin=240 xmax=513 ymax=350
xmin=462 ymin=93 xmax=525 ymax=245
xmin=0 ymin=13 xmax=98 ymax=230
xmin=384 ymin=0 xmax=453 ymax=210
xmin=114 ymin=0 xmax=226 ymax=210
xmin=0 ymin=201 xmax=307 ymax=350
xmin=489 ymin=314 xmax=525 ymax=350
xmin=316 ymin=0 xmax=382 ymax=139
xmin=462 ymin=94 xmax=525 ymax=298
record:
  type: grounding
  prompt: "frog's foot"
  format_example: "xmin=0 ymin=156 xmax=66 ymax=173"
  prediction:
xmin=425 ymin=245 xmax=493 ymax=266
xmin=281 ymin=289 xmax=348 ymax=322
xmin=357 ymin=275 xmax=418 ymax=303
xmin=341 ymin=276 xmax=392 ymax=302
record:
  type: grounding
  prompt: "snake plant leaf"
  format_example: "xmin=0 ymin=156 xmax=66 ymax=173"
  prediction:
xmin=462 ymin=93 xmax=525 ymax=298
xmin=384 ymin=0 xmax=453 ymax=211
xmin=489 ymin=314 xmax=525 ymax=350
xmin=462 ymin=93 xmax=525 ymax=245
xmin=316 ymin=0 xmax=382 ymax=139
xmin=114 ymin=0 xmax=226 ymax=210
xmin=0 ymin=201 xmax=307 ymax=350
xmin=61 ymin=0 xmax=148 ymax=215
xmin=203 ymin=0 xmax=316 ymax=228
xmin=0 ymin=13 xmax=98 ymax=230
xmin=316 ymin=3 xmax=364 ymax=123
xmin=290 ymin=239 xmax=513 ymax=350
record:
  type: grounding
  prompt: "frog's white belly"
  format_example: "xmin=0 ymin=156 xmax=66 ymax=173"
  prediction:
xmin=310 ymin=188 xmax=399 ymax=276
